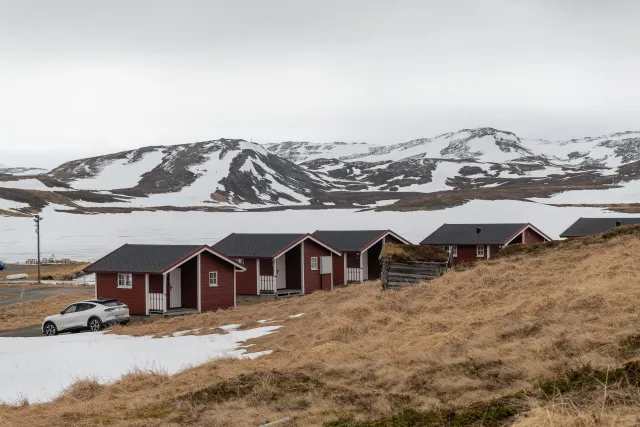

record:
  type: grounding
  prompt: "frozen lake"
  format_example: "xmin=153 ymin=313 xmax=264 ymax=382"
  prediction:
xmin=1 ymin=200 xmax=638 ymax=262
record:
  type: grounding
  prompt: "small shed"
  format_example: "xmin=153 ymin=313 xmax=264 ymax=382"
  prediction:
xmin=380 ymin=244 xmax=449 ymax=290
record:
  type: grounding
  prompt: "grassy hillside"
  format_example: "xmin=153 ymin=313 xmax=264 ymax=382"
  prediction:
xmin=2 ymin=227 xmax=640 ymax=426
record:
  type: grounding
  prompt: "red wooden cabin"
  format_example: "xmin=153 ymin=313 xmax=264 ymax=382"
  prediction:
xmin=312 ymin=230 xmax=411 ymax=284
xmin=420 ymin=223 xmax=551 ymax=266
xmin=85 ymin=244 xmax=245 ymax=315
xmin=212 ymin=233 xmax=342 ymax=297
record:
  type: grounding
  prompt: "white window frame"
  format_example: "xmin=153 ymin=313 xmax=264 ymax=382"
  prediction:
xmin=451 ymin=245 xmax=458 ymax=257
xmin=209 ymin=271 xmax=218 ymax=287
xmin=117 ymin=273 xmax=132 ymax=289
xmin=310 ymin=257 xmax=319 ymax=270
xmin=476 ymin=245 xmax=485 ymax=257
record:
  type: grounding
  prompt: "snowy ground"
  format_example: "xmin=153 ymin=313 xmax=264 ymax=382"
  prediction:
xmin=1 ymin=201 xmax=639 ymax=262
xmin=0 ymin=324 xmax=280 ymax=404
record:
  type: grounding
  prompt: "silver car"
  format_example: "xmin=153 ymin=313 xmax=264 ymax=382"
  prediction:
xmin=42 ymin=299 xmax=130 ymax=336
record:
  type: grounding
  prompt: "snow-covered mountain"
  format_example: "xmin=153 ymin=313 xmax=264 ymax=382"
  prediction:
xmin=0 ymin=164 xmax=48 ymax=176
xmin=1 ymin=128 xmax=639 ymax=216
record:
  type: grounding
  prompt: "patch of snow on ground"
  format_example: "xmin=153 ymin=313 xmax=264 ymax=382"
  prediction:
xmin=0 ymin=198 xmax=30 ymax=212
xmin=531 ymin=180 xmax=640 ymax=204
xmin=393 ymin=162 xmax=461 ymax=193
xmin=72 ymin=150 xmax=166 ymax=191
xmin=289 ymin=313 xmax=305 ymax=318
xmin=0 ymin=326 xmax=280 ymax=404
xmin=0 ymin=179 xmax=66 ymax=191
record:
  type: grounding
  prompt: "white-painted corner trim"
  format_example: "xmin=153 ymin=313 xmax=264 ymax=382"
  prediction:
xmin=145 ymin=274 xmax=149 ymax=315
xmin=301 ymin=242 xmax=305 ymax=294
xmin=487 ymin=245 xmax=491 ymax=259
xmin=233 ymin=268 xmax=237 ymax=308
xmin=343 ymin=255 xmax=347 ymax=286
xmin=197 ymin=253 xmax=202 ymax=313
xmin=256 ymin=259 xmax=260 ymax=295
xmin=162 ymin=273 xmax=167 ymax=313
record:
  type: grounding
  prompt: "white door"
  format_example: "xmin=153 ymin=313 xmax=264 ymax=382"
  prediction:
xmin=276 ymin=256 xmax=287 ymax=289
xmin=169 ymin=268 xmax=182 ymax=308
xmin=361 ymin=250 xmax=369 ymax=280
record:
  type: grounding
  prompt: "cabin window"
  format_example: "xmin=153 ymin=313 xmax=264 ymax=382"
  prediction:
xmin=310 ymin=257 xmax=319 ymax=270
xmin=117 ymin=273 xmax=132 ymax=289
xmin=442 ymin=245 xmax=457 ymax=257
xmin=476 ymin=246 xmax=485 ymax=257
xmin=209 ymin=272 xmax=218 ymax=287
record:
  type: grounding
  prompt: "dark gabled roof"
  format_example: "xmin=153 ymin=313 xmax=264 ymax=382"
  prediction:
xmin=312 ymin=230 xmax=389 ymax=252
xmin=85 ymin=244 xmax=202 ymax=273
xmin=213 ymin=233 xmax=306 ymax=258
xmin=560 ymin=217 xmax=640 ymax=237
xmin=420 ymin=224 xmax=529 ymax=245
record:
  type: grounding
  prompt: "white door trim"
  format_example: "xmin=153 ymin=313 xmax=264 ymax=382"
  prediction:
xmin=301 ymin=242 xmax=305 ymax=294
xmin=197 ymin=254 xmax=202 ymax=313
xmin=162 ymin=273 xmax=167 ymax=312
xmin=145 ymin=274 xmax=149 ymax=315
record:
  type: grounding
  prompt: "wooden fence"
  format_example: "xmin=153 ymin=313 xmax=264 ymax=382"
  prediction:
xmin=381 ymin=261 xmax=448 ymax=290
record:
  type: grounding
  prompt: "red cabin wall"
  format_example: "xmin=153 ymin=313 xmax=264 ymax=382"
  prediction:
xmin=96 ymin=272 xmax=146 ymax=315
xmin=384 ymin=234 xmax=405 ymax=245
xmin=179 ymin=257 xmax=198 ymax=309
xmin=346 ymin=252 xmax=359 ymax=268
xmin=200 ymin=251 xmax=235 ymax=312
xmin=303 ymin=240 xmax=331 ymax=294
xmin=286 ymin=245 xmax=302 ymax=290
xmin=149 ymin=274 xmax=163 ymax=293
xmin=236 ymin=258 xmax=257 ymax=295
xmin=260 ymin=259 xmax=274 ymax=276
xmin=332 ymin=253 xmax=345 ymax=286
xmin=367 ymin=240 xmax=383 ymax=280
xmin=523 ymin=228 xmax=546 ymax=243
xmin=451 ymin=244 xmax=502 ymax=266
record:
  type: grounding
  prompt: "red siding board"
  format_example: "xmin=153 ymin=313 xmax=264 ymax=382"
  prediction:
xmin=384 ymin=235 xmax=404 ymax=245
xmin=286 ymin=245 xmax=302 ymax=290
xmin=200 ymin=251 xmax=235 ymax=312
xmin=367 ymin=240 xmax=383 ymax=280
xmin=303 ymin=240 xmax=331 ymax=294
xmin=149 ymin=274 xmax=163 ymax=293
xmin=332 ymin=253 xmax=345 ymax=286
xmin=523 ymin=229 xmax=546 ymax=243
xmin=260 ymin=259 xmax=274 ymax=276
xmin=236 ymin=258 xmax=258 ymax=295
xmin=346 ymin=252 xmax=360 ymax=268
xmin=96 ymin=272 xmax=146 ymax=315
xmin=180 ymin=257 xmax=198 ymax=309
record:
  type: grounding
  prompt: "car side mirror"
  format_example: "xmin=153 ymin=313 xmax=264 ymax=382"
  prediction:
xmin=60 ymin=311 xmax=65 ymax=315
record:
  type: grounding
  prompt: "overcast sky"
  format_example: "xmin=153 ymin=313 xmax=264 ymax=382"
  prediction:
xmin=1 ymin=0 xmax=639 ymax=167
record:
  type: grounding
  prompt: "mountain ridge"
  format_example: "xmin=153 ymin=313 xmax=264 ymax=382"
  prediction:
xmin=1 ymin=127 xmax=639 ymax=216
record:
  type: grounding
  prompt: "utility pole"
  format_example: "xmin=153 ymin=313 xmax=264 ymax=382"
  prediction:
xmin=34 ymin=214 xmax=43 ymax=284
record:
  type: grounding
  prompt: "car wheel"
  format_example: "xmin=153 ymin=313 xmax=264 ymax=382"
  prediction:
xmin=88 ymin=317 xmax=103 ymax=332
xmin=44 ymin=322 xmax=58 ymax=336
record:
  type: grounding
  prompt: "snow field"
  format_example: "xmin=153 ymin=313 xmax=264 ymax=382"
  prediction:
xmin=0 ymin=324 xmax=281 ymax=404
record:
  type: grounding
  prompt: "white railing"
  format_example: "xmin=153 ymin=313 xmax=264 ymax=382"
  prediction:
xmin=259 ymin=276 xmax=276 ymax=293
xmin=347 ymin=268 xmax=363 ymax=282
xmin=148 ymin=293 xmax=165 ymax=312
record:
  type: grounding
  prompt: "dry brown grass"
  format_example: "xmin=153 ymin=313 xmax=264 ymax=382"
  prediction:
xmin=0 ymin=262 xmax=90 ymax=282
xmin=380 ymin=243 xmax=449 ymax=262
xmin=3 ymin=232 xmax=640 ymax=426
xmin=0 ymin=293 xmax=93 ymax=331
